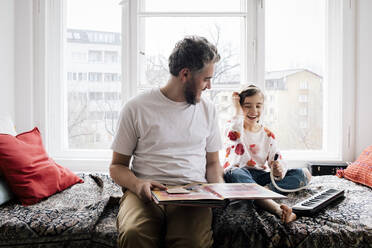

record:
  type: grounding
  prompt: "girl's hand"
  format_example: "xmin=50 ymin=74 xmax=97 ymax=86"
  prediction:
xmin=271 ymin=161 xmax=284 ymax=179
xmin=232 ymin=92 xmax=243 ymax=116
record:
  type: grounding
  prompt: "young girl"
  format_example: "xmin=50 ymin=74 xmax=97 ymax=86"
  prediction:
xmin=223 ymin=85 xmax=312 ymax=223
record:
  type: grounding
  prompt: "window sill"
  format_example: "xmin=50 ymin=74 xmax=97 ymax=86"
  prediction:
xmin=54 ymin=158 xmax=111 ymax=173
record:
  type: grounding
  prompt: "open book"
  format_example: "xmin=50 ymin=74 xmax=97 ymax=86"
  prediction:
xmin=151 ymin=183 xmax=286 ymax=208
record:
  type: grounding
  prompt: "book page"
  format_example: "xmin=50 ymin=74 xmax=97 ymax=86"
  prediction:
xmin=203 ymin=183 xmax=286 ymax=200
xmin=152 ymin=184 xmax=222 ymax=202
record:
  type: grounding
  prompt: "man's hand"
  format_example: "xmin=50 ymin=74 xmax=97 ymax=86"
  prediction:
xmin=134 ymin=179 xmax=167 ymax=202
xmin=110 ymin=152 xmax=167 ymax=202
xmin=271 ymin=161 xmax=284 ymax=179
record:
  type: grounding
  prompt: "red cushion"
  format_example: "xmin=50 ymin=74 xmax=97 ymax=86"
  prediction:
xmin=337 ymin=145 xmax=372 ymax=188
xmin=0 ymin=127 xmax=83 ymax=205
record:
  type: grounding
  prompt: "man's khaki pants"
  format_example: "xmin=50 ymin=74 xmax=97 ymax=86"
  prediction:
xmin=116 ymin=190 xmax=213 ymax=248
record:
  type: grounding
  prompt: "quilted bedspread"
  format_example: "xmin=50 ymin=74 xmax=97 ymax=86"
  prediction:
xmin=213 ymin=175 xmax=372 ymax=248
xmin=0 ymin=174 xmax=371 ymax=248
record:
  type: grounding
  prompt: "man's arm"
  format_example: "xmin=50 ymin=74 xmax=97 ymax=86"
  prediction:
xmin=109 ymin=151 xmax=167 ymax=202
xmin=205 ymin=151 xmax=224 ymax=183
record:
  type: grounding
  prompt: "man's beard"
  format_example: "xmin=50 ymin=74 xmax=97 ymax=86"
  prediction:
xmin=184 ymin=77 xmax=198 ymax=105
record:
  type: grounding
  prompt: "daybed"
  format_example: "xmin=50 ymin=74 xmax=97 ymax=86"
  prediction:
xmin=0 ymin=173 xmax=371 ymax=248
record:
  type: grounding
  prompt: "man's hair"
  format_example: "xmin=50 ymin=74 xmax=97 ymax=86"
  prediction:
xmin=239 ymin=84 xmax=264 ymax=106
xmin=169 ymin=36 xmax=220 ymax=76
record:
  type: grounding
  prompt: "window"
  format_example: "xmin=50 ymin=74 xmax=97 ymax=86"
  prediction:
xmin=265 ymin=79 xmax=286 ymax=90
xmin=104 ymin=51 xmax=119 ymax=64
xmin=264 ymin=0 xmax=343 ymax=158
xmin=124 ymin=0 xmax=256 ymax=141
xmin=298 ymin=95 xmax=308 ymax=102
xmin=89 ymin=72 xmax=103 ymax=82
xmin=81 ymin=73 xmax=87 ymax=81
xmin=88 ymin=50 xmax=103 ymax=63
xmin=59 ymin=0 xmax=122 ymax=154
xmin=41 ymin=0 xmax=350 ymax=167
xmin=300 ymin=81 xmax=308 ymax=89
xmin=265 ymin=0 xmax=323 ymax=151
xmin=104 ymin=73 xmax=120 ymax=82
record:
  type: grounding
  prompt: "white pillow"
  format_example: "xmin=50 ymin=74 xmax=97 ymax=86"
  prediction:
xmin=0 ymin=116 xmax=16 ymax=136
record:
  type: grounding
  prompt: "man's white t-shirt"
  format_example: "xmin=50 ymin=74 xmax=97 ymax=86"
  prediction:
xmin=111 ymin=88 xmax=222 ymax=185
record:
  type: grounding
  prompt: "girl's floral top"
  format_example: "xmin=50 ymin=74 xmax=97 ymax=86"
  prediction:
xmin=223 ymin=116 xmax=287 ymax=179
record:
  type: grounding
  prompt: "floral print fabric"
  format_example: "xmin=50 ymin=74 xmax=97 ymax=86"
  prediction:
xmin=223 ymin=116 xmax=287 ymax=178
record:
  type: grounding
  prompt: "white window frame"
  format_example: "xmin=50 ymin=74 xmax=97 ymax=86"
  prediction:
xmin=121 ymin=0 xmax=259 ymax=101
xmin=32 ymin=0 xmax=355 ymax=171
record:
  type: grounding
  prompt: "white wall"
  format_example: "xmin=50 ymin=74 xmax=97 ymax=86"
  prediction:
xmin=0 ymin=0 xmax=15 ymax=120
xmin=355 ymin=0 xmax=372 ymax=156
xmin=15 ymin=0 xmax=34 ymax=133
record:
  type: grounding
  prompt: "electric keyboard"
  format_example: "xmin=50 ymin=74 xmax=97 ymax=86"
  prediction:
xmin=292 ymin=188 xmax=345 ymax=216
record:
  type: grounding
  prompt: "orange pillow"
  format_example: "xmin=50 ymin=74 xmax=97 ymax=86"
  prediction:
xmin=0 ymin=128 xmax=83 ymax=205
xmin=337 ymin=145 xmax=372 ymax=188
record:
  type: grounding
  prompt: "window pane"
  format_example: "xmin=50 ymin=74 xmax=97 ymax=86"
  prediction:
xmin=65 ymin=0 xmax=121 ymax=149
xmin=204 ymin=89 xmax=237 ymax=139
xmin=138 ymin=17 xmax=242 ymax=88
xmin=141 ymin=0 xmax=243 ymax=12
xmin=265 ymin=0 xmax=325 ymax=150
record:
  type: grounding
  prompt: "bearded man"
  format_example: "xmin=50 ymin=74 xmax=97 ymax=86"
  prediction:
xmin=110 ymin=36 xmax=224 ymax=248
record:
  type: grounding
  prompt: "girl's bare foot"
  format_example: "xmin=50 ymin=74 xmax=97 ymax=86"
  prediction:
xmin=280 ymin=204 xmax=297 ymax=223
